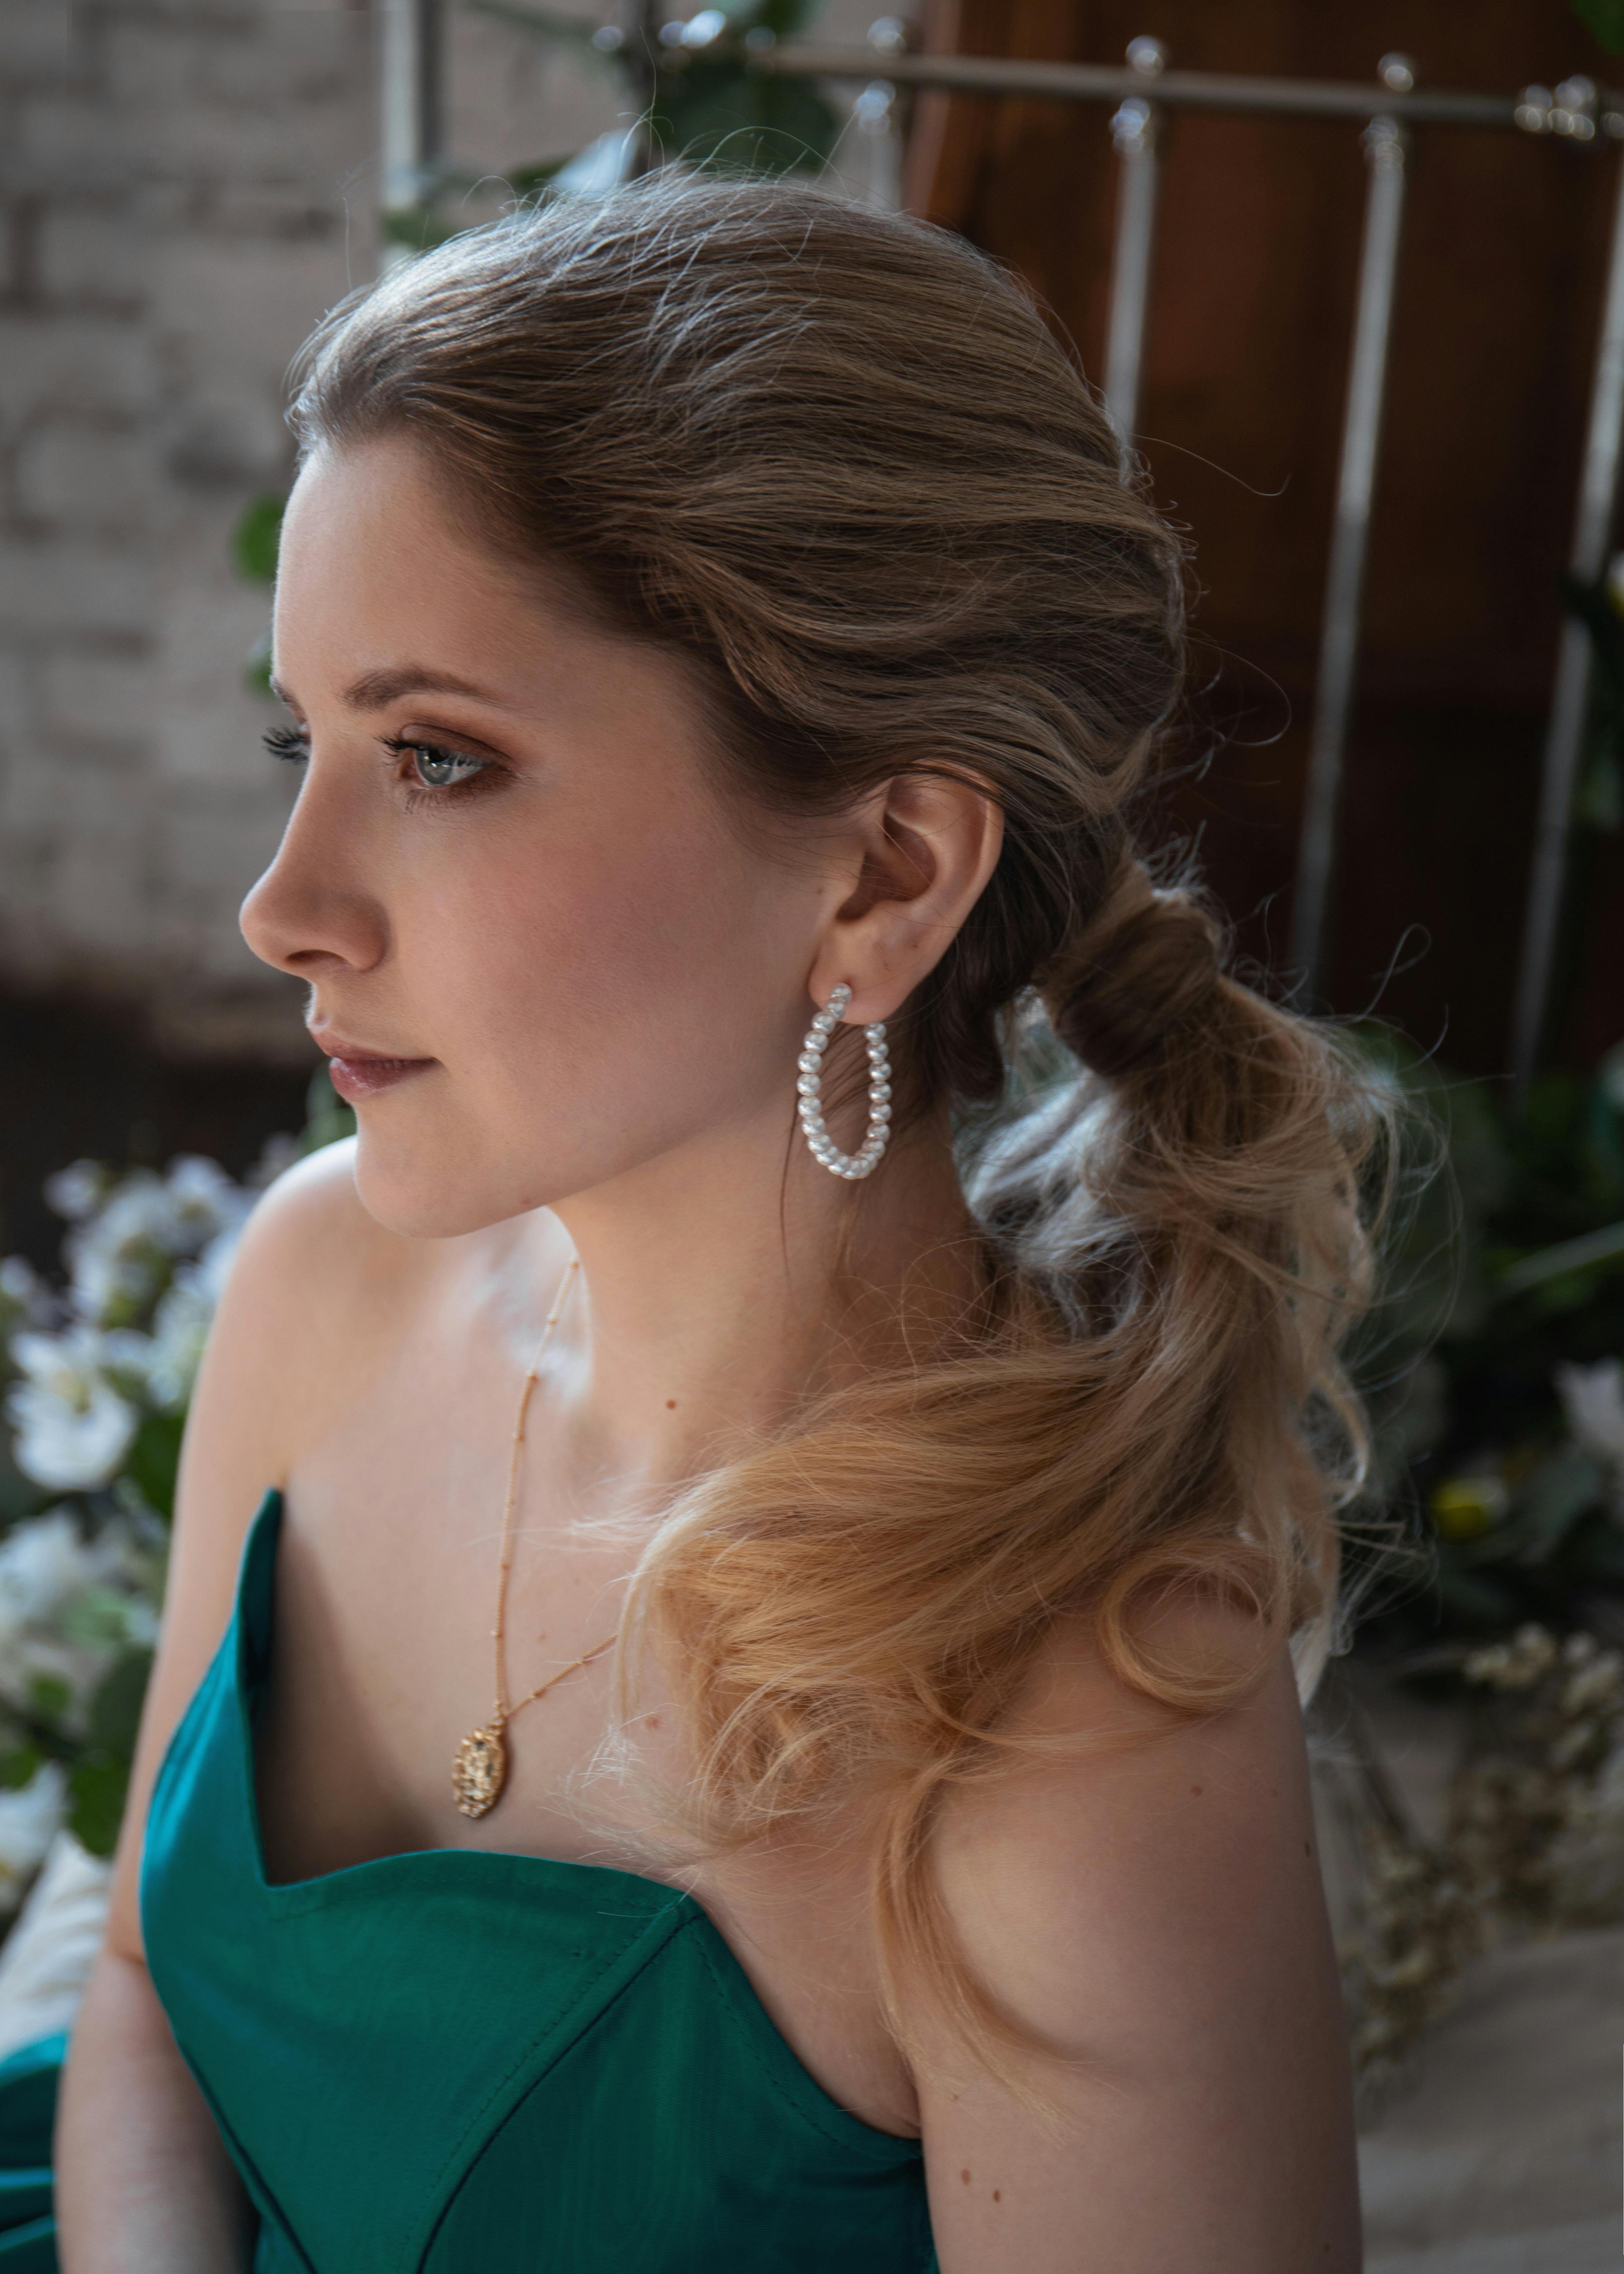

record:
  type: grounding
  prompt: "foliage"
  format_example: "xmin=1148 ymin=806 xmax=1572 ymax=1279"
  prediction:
xmin=1348 ymin=1030 xmax=1624 ymax=1660
xmin=1572 ymin=0 xmax=1624 ymax=56
xmin=233 ymin=492 xmax=285 ymax=696
xmin=0 ymin=1075 xmax=354 ymax=1887
xmin=1330 ymin=1623 xmax=1624 ymax=2099
xmin=1560 ymin=563 xmax=1624 ymax=836
xmin=462 ymin=0 xmax=839 ymax=214
xmin=232 ymin=495 xmax=285 ymax=588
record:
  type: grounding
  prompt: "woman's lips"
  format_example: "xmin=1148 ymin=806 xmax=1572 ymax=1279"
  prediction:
xmin=318 ymin=1047 xmax=436 ymax=1104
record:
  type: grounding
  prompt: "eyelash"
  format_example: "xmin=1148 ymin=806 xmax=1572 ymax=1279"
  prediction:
xmin=261 ymin=725 xmax=497 ymax=810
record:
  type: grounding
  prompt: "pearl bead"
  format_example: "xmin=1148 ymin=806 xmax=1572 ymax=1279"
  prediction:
xmin=797 ymin=999 xmax=889 ymax=1180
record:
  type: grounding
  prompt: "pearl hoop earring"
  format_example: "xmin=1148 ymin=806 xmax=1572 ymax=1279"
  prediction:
xmin=796 ymin=984 xmax=892 ymax=1180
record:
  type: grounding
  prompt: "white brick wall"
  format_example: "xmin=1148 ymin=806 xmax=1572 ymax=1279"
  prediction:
xmin=0 ymin=0 xmax=889 ymax=1062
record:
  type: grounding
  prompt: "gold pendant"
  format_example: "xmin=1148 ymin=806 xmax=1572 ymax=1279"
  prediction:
xmin=453 ymin=1724 xmax=507 ymax=1819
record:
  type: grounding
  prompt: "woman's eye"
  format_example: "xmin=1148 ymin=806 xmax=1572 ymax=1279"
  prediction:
xmin=395 ymin=740 xmax=487 ymax=792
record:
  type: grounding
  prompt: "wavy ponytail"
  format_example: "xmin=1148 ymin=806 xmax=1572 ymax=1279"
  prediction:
xmin=291 ymin=171 xmax=1391 ymax=2082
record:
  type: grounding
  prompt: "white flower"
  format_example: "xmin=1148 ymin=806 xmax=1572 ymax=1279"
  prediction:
xmin=63 ymin=1174 xmax=176 ymax=1325
xmin=0 ymin=1511 xmax=123 ymax=1639
xmin=4 ymin=1330 xmax=138 ymax=1492
xmin=163 ymin=1156 xmax=250 ymax=1250
xmin=0 ymin=1764 xmax=67 ymax=1913
xmin=0 ymin=1511 xmax=160 ymax=1726
xmin=62 ymin=1159 xmax=251 ymax=1328
xmin=143 ymin=1276 xmax=215 ymax=1413
xmin=0 ymin=1258 xmax=57 ymax=1334
xmin=42 ymin=1163 xmax=108 ymax=1225
xmin=1556 ymin=1358 xmax=1624 ymax=1522
xmin=1556 ymin=1358 xmax=1624 ymax=1467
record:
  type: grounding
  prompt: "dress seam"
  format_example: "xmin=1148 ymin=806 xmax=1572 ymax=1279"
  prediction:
xmin=409 ymin=1898 xmax=699 ymax=2266
xmin=693 ymin=1930 xmax=919 ymax=2165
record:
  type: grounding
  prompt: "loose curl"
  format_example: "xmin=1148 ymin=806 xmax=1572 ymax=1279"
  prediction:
xmin=289 ymin=173 xmax=1390 ymax=2083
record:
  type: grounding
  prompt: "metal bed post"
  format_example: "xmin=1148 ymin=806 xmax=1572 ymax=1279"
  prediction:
xmin=1510 ymin=96 xmax=1624 ymax=1097
xmin=1102 ymin=38 xmax=1167 ymax=442
xmin=1289 ymin=58 xmax=1415 ymax=999
xmin=377 ymin=0 xmax=443 ymax=272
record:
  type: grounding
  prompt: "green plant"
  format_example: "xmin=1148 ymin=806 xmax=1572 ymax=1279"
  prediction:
xmin=233 ymin=491 xmax=285 ymax=695
xmin=1572 ymin=0 xmax=1624 ymax=55
xmin=1348 ymin=1032 xmax=1624 ymax=1659
xmin=451 ymin=2 xmax=838 ymax=230
xmin=0 ymin=1075 xmax=354 ymax=1875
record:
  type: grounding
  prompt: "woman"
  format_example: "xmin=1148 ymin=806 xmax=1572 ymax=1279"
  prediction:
xmin=53 ymin=175 xmax=1371 ymax=2271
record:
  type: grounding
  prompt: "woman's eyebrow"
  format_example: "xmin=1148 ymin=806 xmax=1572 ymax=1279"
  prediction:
xmin=341 ymin=664 xmax=511 ymax=711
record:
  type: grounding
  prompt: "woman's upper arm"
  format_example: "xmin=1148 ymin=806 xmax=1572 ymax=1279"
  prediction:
xmin=102 ymin=1137 xmax=377 ymax=1962
xmin=916 ymin=1604 xmax=1361 ymax=2274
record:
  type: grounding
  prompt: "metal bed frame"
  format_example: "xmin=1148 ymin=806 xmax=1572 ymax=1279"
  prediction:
xmin=375 ymin=5 xmax=1624 ymax=1092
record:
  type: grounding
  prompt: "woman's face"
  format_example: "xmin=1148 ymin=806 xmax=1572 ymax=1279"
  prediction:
xmin=242 ymin=436 xmax=839 ymax=1239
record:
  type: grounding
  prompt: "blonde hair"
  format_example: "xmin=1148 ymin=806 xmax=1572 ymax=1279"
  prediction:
xmin=291 ymin=175 xmax=1388 ymax=2079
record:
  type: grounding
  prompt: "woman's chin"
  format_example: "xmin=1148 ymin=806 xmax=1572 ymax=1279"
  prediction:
xmin=347 ymin=1131 xmax=518 ymax=1243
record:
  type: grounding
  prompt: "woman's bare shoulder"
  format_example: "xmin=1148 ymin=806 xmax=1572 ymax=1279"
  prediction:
xmin=917 ymin=1601 xmax=1359 ymax=2271
xmin=103 ymin=1138 xmax=434 ymax=1954
xmin=180 ymin=1135 xmax=428 ymax=1517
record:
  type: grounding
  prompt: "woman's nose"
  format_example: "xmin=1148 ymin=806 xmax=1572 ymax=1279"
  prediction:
xmin=240 ymin=769 xmax=388 ymax=981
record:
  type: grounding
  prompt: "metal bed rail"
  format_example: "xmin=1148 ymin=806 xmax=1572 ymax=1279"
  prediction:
xmin=376 ymin=7 xmax=1624 ymax=1092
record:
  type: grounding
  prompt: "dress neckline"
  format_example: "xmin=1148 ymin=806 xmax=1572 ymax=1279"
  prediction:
xmin=238 ymin=1487 xmax=686 ymax=1910
xmin=226 ymin=1488 xmax=922 ymax=2151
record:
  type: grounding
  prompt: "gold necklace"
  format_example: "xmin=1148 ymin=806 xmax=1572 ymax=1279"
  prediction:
xmin=451 ymin=1257 xmax=616 ymax=1820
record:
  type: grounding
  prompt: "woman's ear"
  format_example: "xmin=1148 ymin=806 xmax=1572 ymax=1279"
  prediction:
xmin=808 ymin=771 xmax=1003 ymax=1024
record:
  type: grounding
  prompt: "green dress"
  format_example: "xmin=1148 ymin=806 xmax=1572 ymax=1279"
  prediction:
xmin=0 ymin=1491 xmax=937 ymax=2271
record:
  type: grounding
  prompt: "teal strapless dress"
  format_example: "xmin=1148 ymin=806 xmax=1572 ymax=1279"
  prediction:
xmin=0 ymin=1491 xmax=936 ymax=2271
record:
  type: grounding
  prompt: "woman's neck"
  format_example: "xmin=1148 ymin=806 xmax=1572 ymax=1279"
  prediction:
xmin=524 ymin=1106 xmax=983 ymax=1502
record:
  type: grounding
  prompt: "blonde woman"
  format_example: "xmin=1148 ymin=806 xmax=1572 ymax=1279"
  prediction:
xmin=54 ymin=178 xmax=1370 ymax=2272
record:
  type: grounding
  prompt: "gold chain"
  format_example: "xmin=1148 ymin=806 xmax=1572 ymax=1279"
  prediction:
xmin=491 ymin=1255 xmax=616 ymax=1725
xmin=451 ymin=1255 xmax=617 ymax=1819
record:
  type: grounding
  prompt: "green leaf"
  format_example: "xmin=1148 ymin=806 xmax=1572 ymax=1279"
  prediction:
xmin=379 ymin=208 xmax=466 ymax=254
xmin=26 ymin=1675 xmax=71 ymax=1726
xmin=0 ymin=1747 xmax=41 ymax=1792
xmin=245 ymin=626 xmax=274 ymax=699
xmin=301 ymin=1067 xmax=357 ymax=1156
xmin=1499 ymin=1445 xmax=1606 ymax=1565
xmin=733 ymin=0 xmax=829 ymax=34
xmin=89 ymin=1649 xmax=153 ymax=1760
xmin=1576 ymin=745 xmax=1624 ymax=833
xmin=125 ymin=1411 xmax=185 ymax=1524
xmin=1434 ymin=1566 xmax=1520 ymax=1631
xmin=68 ymin=1753 xmax=130 ymax=1858
xmin=233 ymin=494 xmax=285 ymax=586
xmin=657 ymin=57 xmax=840 ymax=176
xmin=1572 ymin=0 xmax=1624 ymax=52
xmin=60 ymin=1585 xmax=138 ymax=1651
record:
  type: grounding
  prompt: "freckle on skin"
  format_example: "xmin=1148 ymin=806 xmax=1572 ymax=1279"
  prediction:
xmin=960 ymin=2170 xmax=970 ymax=2185
xmin=665 ymin=1398 xmax=677 ymax=1409
xmin=993 ymin=2190 xmax=1001 ymax=2203
xmin=1189 ymin=1785 xmax=1202 ymax=1796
